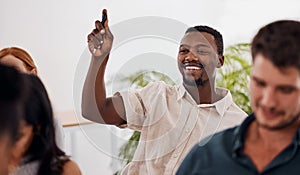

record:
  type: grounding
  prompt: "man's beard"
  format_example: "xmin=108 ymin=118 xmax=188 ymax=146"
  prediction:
xmin=182 ymin=76 xmax=208 ymax=87
xmin=257 ymin=111 xmax=300 ymax=130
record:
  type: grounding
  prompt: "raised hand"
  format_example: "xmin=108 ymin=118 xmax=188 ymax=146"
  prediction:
xmin=87 ymin=9 xmax=114 ymax=58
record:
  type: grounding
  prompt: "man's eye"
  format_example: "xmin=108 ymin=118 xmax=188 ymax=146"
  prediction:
xmin=278 ymin=87 xmax=295 ymax=94
xmin=255 ymin=80 xmax=266 ymax=87
xmin=179 ymin=49 xmax=189 ymax=54
xmin=197 ymin=50 xmax=209 ymax=55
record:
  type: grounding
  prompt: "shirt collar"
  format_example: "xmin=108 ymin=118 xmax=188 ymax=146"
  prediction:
xmin=214 ymin=88 xmax=233 ymax=116
xmin=232 ymin=113 xmax=255 ymax=155
xmin=178 ymin=83 xmax=186 ymax=100
xmin=232 ymin=113 xmax=300 ymax=156
xmin=177 ymin=84 xmax=233 ymax=116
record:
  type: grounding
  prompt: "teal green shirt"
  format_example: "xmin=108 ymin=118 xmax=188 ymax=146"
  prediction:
xmin=177 ymin=113 xmax=300 ymax=175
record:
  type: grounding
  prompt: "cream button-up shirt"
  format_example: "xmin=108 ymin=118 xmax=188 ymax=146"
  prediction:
xmin=119 ymin=81 xmax=247 ymax=175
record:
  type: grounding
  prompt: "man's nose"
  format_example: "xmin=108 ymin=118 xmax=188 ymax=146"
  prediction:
xmin=260 ymin=87 xmax=277 ymax=107
xmin=185 ymin=52 xmax=198 ymax=61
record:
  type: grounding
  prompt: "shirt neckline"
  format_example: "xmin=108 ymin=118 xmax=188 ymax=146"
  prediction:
xmin=232 ymin=113 xmax=300 ymax=173
xmin=178 ymin=84 xmax=233 ymax=116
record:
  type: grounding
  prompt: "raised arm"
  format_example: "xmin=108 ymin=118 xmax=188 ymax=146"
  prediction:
xmin=81 ymin=9 xmax=126 ymax=126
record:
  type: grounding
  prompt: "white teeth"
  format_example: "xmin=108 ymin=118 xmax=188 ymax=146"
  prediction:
xmin=185 ymin=66 xmax=201 ymax=70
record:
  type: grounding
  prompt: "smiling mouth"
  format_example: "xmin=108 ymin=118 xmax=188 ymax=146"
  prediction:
xmin=185 ymin=65 xmax=203 ymax=70
xmin=183 ymin=62 xmax=205 ymax=71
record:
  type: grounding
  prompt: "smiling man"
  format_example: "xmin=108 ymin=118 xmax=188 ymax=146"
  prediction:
xmin=82 ymin=10 xmax=246 ymax=175
xmin=177 ymin=20 xmax=300 ymax=175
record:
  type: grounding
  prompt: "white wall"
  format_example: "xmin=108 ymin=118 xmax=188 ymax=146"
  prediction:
xmin=1 ymin=0 xmax=299 ymax=113
xmin=1 ymin=0 xmax=300 ymax=174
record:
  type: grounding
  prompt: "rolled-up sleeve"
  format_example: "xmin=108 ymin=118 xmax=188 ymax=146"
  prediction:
xmin=118 ymin=82 xmax=162 ymax=131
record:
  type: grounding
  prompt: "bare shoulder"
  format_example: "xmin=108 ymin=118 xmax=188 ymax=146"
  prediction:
xmin=62 ymin=160 xmax=82 ymax=175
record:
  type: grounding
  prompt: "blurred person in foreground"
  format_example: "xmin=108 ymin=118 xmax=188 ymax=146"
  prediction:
xmin=0 ymin=46 xmax=65 ymax=150
xmin=11 ymin=74 xmax=82 ymax=175
xmin=0 ymin=64 xmax=27 ymax=175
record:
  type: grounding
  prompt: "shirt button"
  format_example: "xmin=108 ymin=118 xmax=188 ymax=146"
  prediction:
xmin=173 ymin=153 xmax=178 ymax=158
xmin=185 ymin=129 xmax=190 ymax=133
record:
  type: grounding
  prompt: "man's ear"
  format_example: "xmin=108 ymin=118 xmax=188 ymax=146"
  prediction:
xmin=30 ymin=68 xmax=37 ymax=75
xmin=217 ymin=55 xmax=224 ymax=68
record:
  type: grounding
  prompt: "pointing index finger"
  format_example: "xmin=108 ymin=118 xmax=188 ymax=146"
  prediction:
xmin=101 ymin=9 xmax=108 ymax=27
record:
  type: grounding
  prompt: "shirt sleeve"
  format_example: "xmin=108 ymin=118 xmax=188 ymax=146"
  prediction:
xmin=118 ymin=81 xmax=163 ymax=131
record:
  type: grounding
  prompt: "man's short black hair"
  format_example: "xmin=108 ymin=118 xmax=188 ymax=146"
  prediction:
xmin=185 ymin=25 xmax=224 ymax=56
xmin=251 ymin=20 xmax=300 ymax=71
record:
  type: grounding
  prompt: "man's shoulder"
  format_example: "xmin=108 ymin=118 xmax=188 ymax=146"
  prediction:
xmin=142 ymin=81 xmax=178 ymax=92
xmin=181 ymin=126 xmax=238 ymax=169
xmin=228 ymin=102 xmax=248 ymax=115
xmin=147 ymin=81 xmax=176 ymax=88
xmin=201 ymin=126 xmax=238 ymax=146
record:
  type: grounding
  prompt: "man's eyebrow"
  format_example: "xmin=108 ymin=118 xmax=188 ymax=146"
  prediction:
xmin=179 ymin=44 xmax=189 ymax=48
xmin=251 ymin=75 xmax=262 ymax=82
xmin=180 ymin=44 xmax=211 ymax=48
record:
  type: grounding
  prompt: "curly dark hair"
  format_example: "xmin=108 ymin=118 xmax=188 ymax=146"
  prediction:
xmin=251 ymin=20 xmax=300 ymax=71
